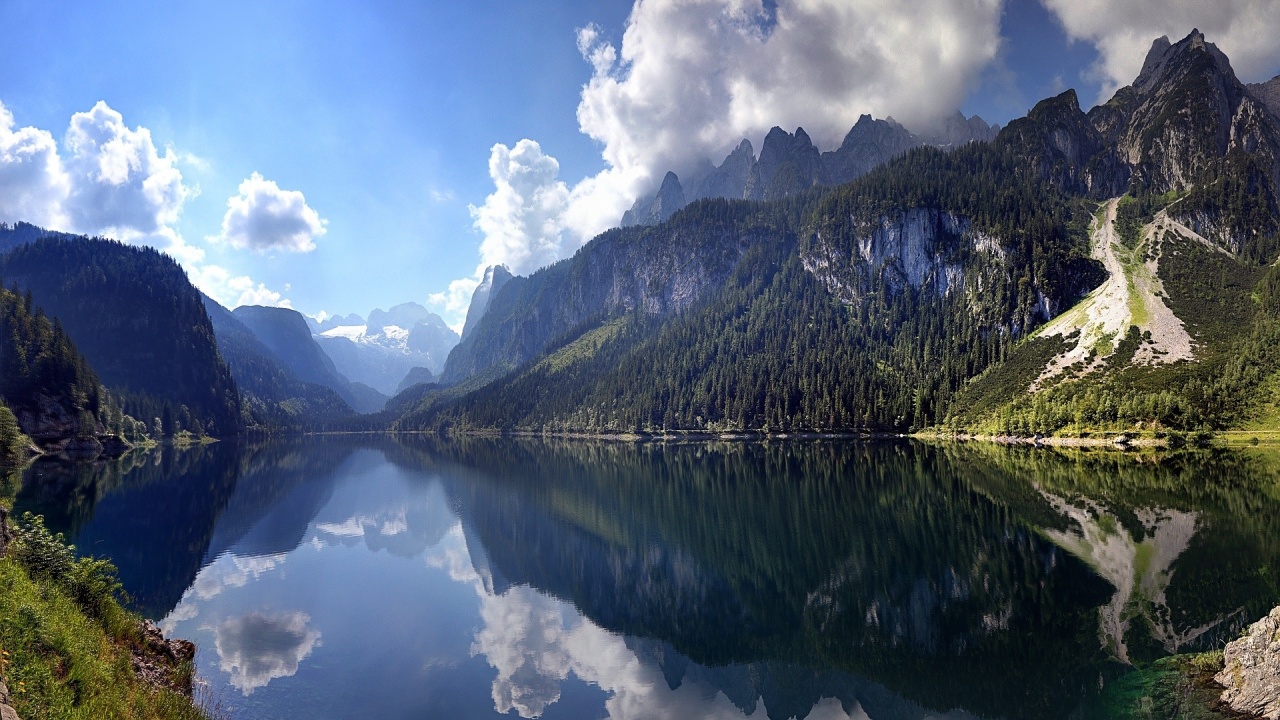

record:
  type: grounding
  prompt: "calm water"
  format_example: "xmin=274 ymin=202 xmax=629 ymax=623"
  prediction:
xmin=14 ymin=438 xmax=1280 ymax=719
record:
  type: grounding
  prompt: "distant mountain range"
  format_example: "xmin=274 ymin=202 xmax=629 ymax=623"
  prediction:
xmin=621 ymin=112 xmax=998 ymax=226
xmin=305 ymin=302 xmax=459 ymax=397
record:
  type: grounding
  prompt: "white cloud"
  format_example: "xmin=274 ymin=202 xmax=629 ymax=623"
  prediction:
xmin=212 ymin=172 xmax=327 ymax=253
xmin=62 ymin=101 xmax=191 ymax=243
xmin=568 ymin=0 xmax=1004 ymax=223
xmin=428 ymin=275 xmax=481 ymax=335
xmin=470 ymin=584 xmax=863 ymax=720
xmin=470 ymin=140 xmax=571 ymax=275
xmin=0 ymin=101 xmax=70 ymax=229
xmin=1041 ymin=0 xmax=1280 ymax=101
xmin=442 ymin=0 xmax=1005 ymax=321
xmin=188 ymin=263 xmax=293 ymax=309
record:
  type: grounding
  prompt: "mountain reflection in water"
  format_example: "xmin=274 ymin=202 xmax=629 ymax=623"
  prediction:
xmin=15 ymin=438 xmax=1280 ymax=720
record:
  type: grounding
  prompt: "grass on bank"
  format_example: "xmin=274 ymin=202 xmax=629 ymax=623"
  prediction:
xmin=0 ymin=513 xmax=212 ymax=720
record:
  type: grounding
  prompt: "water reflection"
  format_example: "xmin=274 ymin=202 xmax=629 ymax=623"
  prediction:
xmin=215 ymin=611 xmax=321 ymax=694
xmin=15 ymin=437 xmax=1280 ymax=719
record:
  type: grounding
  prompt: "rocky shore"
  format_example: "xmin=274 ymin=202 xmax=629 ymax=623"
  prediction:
xmin=1218 ymin=606 xmax=1280 ymax=718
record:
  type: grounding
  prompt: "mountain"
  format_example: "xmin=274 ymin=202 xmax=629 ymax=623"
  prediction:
xmin=313 ymin=302 xmax=459 ymax=395
xmin=1250 ymin=75 xmax=1280 ymax=117
xmin=440 ymin=201 xmax=782 ymax=386
xmin=306 ymin=312 xmax=364 ymax=334
xmin=232 ymin=305 xmax=387 ymax=414
xmin=366 ymin=301 xmax=433 ymax=331
xmin=621 ymin=113 xmax=998 ymax=227
xmin=0 ymin=237 xmax=242 ymax=437
xmin=395 ymin=366 xmax=436 ymax=395
xmin=200 ymin=295 xmax=356 ymax=424
xmin=398 ymin=29 xmax=1280 ymax=437
xmin=1092 ymin=31 xmax=1280 ymax=190
xmin=460 ymin=265 xmax=514 ymax=340
xmin=0 ymin=284 xmax=143 ymax=454
xmin=0 ymin=222 xmax=78 ymax=255
xmin=819 ymin=115 xmax=921 ymax=186
xmin=620 ymin=171 xmax=686 ymax=226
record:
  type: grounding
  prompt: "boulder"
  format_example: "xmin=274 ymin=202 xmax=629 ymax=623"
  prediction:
xmin=0 ymin=506 xmax=12 ymax=557
xmin=1217 ymin=606 xmax=1280 ymax=719
xmin=0 ymin=677 xmax=16 ymax=720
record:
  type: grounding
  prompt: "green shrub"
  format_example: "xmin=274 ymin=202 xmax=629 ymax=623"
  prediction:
xmin=11 ymin=512 xmax=123 ymax=619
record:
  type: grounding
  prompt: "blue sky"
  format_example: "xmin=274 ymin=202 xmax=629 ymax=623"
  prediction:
xmin=1 ymin=0 xmax=1277 ymax=328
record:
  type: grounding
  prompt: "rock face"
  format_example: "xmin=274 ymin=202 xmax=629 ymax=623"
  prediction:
xmin=442 ymin=219 xmax=761 ymax=383
xmin=997 ymin=89 xmax=1127 ymax=198
xmin=461 ymin=265 xmax=515 ymax=341
xmin=0 ymin=506 xmax=12 ymax=557
xmin=1089 ymin=30 xmax=1280 ymax=196
xmin=820 ymin=115 xmax=920 ymax=185
xmin=1217 ymin=606 xmax=1280 ymax=719
xmin=0 ymin=676 xmax=19 ymax=720
xmin=621 ymin=171 xmax=687 ymax=226
xmin=748 ymin=126 xmax=824 ymax=200
xmin=1250 ymin=75 xmax=1280 ymax=118
xmin=131 ymin=620 xmax=198 ymax=697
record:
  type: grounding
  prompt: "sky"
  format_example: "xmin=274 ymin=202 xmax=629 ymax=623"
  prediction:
xmin=2 ymin=0 xmax=1279 ymax=330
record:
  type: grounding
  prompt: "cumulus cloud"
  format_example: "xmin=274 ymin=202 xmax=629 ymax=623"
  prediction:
xmin=570 ymin=0 xmax=1004 ymax=232
xmin=62 ymin=101 xmax=190 ymax=243
xmin=0 ymin=102 xmax=70 ymax=229
xmin=212 ymin=172 xmax=327 ymax=253
xmin=0 ymin=99 xmax=192 ymax=245
xmin=428 ymin=276 xmax=482 ymax=334
xmin=187 ymin=263 xmax=294 ymax=309
xmin=215 ymin=611 xmax=321 ymax=694
xmin=470 ymin=140 xmax=571 ymax=275
xmin=576 ymin=0 xmax=1001 ymax=180
xmin=1041 ymin=0 xmax=1280 ymax=101
xmin=192 ymin=552 xmax=289 ymax=601
xmin=441 ymin=0 xmax=1004 ymax=326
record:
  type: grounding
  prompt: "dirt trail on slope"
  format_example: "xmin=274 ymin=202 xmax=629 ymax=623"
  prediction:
xmin=1032 ymin=198 xmax=1194 ymax=389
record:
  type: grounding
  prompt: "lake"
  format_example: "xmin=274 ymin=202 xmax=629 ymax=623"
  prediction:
xmin=13 ymin=437 xmax=1280 ymax=719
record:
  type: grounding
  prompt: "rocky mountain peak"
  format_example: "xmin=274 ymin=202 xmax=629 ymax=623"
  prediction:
xmin=461 ymin=264 xmax=514 ymax=340
xmin=918 ymin=111 xmax=999 ymax=147
xmin=1133 ymin=28 xmax=1234 ymax=96
xmin=1248 ymin=75 xmax=1280 ymax=117
xmin=997 ymin=88 xmax=1122 ymax=196
xmin=1086 ymin=27 xmax=1279 ymax=195
xmin=368 ymin=302 xmax=436 ymax=332
xmin=621 ymin=170 xmax=688 ymax=226
xmin=687 ymin=138 xmax=756 ymax=203
xmin=658 ymin=170 xmax=682 ymax=194
xmin=1027 ymin=88 xmax=1082 ymax=121
xmin=750 ymin=126 xmax=822 ymax=199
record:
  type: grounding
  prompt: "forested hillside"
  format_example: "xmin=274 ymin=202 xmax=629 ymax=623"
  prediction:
xmin=0 ymin=238 xmax=241 ymax=437
xmin=0 ymin=284 xmax=146 ymax=457
xmin=396 ymin=138 xmax=1102 ymax=432
xmin=200 ymin=295 xmax=356 ymax=428
xmin=391 ymin=29 xmax=1280 ymax=437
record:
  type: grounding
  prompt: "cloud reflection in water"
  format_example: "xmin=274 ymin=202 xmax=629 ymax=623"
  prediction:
xmin=215 ymin=611 xmax=321 ymax=695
